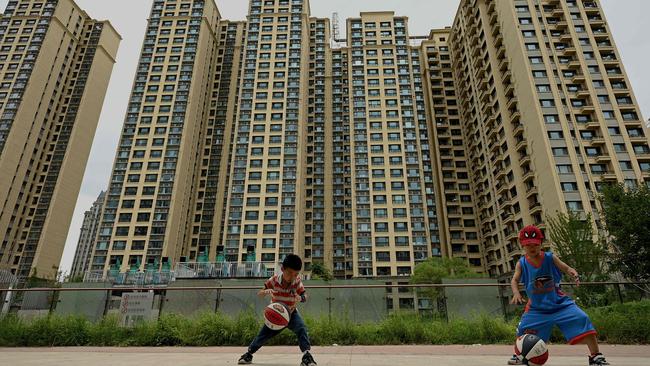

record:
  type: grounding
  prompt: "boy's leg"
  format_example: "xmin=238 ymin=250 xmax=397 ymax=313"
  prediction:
xmin=248 ymin=324 xmax=282 ymax=354
xmin=287 ymin=310 xmax=312 ymax=352
xmin=516 ymin=309 xmax=554 ymax=342
xmin=555 ymin=304 xmax=598 ymax=353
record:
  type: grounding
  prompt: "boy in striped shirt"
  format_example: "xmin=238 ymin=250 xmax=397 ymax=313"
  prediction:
xmin=238 ymin=254 xmax=317 ymax=366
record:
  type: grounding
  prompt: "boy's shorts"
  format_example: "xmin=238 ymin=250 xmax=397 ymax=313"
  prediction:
xmin=516 ymin=303 xmax=596 ymax=343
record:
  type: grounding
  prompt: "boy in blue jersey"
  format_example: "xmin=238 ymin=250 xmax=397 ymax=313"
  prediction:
xmin=507 ymin=225 xmax=609 ymax=366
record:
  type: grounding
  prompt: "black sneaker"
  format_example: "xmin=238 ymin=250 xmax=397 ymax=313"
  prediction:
xmin=507 ymin=354 xmax=526 ymax=365
xmin=589 ymin=353 xmax=610 ymax=365
xmin=238 ymin=352 xmax=253 ymax=365
xmin=300 ymin=351 xmax=317 ymax=366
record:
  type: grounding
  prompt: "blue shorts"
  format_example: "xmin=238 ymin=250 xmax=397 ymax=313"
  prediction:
xmin=516 ymin=303 xmax=596 ymax=344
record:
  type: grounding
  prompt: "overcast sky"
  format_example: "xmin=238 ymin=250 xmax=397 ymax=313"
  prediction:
xmin=1 ymin=0 xmax=647 ymax=275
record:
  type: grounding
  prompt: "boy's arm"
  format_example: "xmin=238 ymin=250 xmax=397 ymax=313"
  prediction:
xmin=258 ymin=276 xmax=275 ymax=297
xmin=510 ymin=261 xmax=525 ymax=305
xmin=552 ymin=255 xmax=580 ymax=283
xmin=298 ymin=279 xmax=307 ymax=302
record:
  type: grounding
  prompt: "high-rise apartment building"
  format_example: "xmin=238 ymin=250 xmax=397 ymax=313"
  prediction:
xmin=337 ymin=12 xmax=441 ymax=277
xmin=70 ymin=190 xmax=105 ymax=279
xmin=422 ymin=28 xmax=485 ymax=271
xmin=88 ymin=0 xmax=649 ymax=280
xmin=0 ymin=0 xmax=120 ymax=279
xmin=92 ymin=0 xmax=222 ymax=273
xmin=447 ymin=0 xmax=650 ymax=276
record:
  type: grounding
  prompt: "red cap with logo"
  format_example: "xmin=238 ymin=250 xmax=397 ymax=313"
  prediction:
xmin=519 ymin=225 xmax=544 ymax=246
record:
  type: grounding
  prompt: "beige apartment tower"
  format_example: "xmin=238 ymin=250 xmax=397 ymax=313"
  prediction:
xmin=0 ymin=0 xmax=120 ymax=279
xmin=88 ymin=0 xmax=649 ymax=280
xmin=70 ymin=191 xmax=105 ymax=279
xmin=446 ymin=0 xmax=650 ymax=276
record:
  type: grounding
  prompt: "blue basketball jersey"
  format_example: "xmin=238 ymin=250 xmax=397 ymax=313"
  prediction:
xmin=519 ymin=251 xmax=574 ymax=312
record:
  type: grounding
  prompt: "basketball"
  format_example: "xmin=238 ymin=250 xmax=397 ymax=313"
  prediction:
xmin=264 ymin=302 xmax=290 ymax=330
xmin=515 ymin=334 xmax=549 ymax=366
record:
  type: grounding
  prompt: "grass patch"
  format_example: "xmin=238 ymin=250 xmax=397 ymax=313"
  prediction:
xmin=1 ymin=301 xmax=647 ymax=346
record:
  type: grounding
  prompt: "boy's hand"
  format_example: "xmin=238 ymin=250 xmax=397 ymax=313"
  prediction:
xmin=258 ymin=289 xmax=274 ymax=298
xmin=568 ymin=268 xmax=580 ymax=286
xmin=510 ymin=293 xmax=525 ymax=305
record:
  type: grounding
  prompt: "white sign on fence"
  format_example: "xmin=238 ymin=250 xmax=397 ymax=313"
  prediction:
xmin=120 ymin=292 xmax=154 ymax=327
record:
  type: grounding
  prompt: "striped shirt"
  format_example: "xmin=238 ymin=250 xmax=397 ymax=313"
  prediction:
xmin=264 ymin=273 xmax=306 ymax=310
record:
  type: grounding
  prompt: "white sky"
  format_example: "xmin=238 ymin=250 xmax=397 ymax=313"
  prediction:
xmin=1 ymin=0 xmax=648 ymax=275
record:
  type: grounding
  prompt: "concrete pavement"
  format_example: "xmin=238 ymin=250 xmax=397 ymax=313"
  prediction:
xmin=1 ymin=345 xmax=649 ymax=365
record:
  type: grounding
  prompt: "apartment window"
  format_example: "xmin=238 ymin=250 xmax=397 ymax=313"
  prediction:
xmin=561 ymin=182 xmax=578 ymax=192
xmin=541 ymin=100 xmax=555 ymax=107
xmin=374 ymin=223 xmax=388 ymax=232
xmin=556 ymin=165 xmax=573 ymax=174
xmin=537 ymin=85 xmax=551 ymax=92
xmin=608 ymin=127 xmax=620 ymax=135
xmin=580 ymin=131 xmax=595 ymax=140
xmin=548 ymin=131 xmax=564 ymax=139
xmin=526 ymin=43 xmax=539 ymax=51
xmin=544 ymin=115 xmax=559 ymax=123
xmin=566 ymin=201 xmax=584 ymax=212
xmin=613 ymin=143 xmax=627 ymax=153
xmin=620 ymin=161 xmax=633 ymax=170
xmin=590 ymin=164 xmax=606 ymax=173
xmin=265 ymin=197 xmax=278 ymax=206
xmin=553 ymin=147 xmax=569 ymax=156
xmin=603 ymin=111 xmax=616 ymax=119
xmin=394 ymin=222 xmax=408 ymax=232
xmin=533 ymin=70 xmax=547 ymax=78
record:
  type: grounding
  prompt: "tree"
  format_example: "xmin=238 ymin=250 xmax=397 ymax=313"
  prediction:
xmin=410 ymin=257 xmax=476 ymax=302
xmin=546 ymin=211 xmax=611 ymax=306
xmin=599 ymin=183 xmax=650 ymax=282
xmin=546 ymin=211 xmax=609 ymax=282
xmin=309 ymin=261 xmax=333 ymax=282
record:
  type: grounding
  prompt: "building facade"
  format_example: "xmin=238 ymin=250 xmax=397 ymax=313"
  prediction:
xmin=88 ymin=0 xmax=649 ymax=280
xmin=0 ymin=0 xmax=120 ymax=279
xmin=70 ymin=191 xmax=105 ymax=279
xmin=448 ymin=0 xmax=650 ymax=276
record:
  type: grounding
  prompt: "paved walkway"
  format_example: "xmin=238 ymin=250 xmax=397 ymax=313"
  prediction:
xmin=2 ymin=345 xmax=649 ymax=365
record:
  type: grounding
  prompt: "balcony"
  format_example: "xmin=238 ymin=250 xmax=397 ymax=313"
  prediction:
xmin=567 ymin=59 xmax=582 ymax=69
xmin=529 ymin=202 xmax=542 ymax=214
xmin=513 ymin=122 xmax=524 ymax=136
xmin=590 ymin=136 xmax=606 ymax=145
xmin=522 ymin=170 xmax=535 ymax=182
xmin=595 ymin=155 xmax=611 ymax=163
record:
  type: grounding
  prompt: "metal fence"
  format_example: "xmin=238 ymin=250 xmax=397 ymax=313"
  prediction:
xmin=82 ymin=262 xmax=277 ymax=286
xmin=2 ymin=281 xmax=647 ymax=324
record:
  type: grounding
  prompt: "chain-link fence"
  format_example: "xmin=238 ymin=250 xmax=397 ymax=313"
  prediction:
xmin=2 ymin=280 xmax=647 ymax=324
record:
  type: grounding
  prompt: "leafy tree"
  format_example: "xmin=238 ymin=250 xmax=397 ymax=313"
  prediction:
xmin=309 ymin=261 xmax=333 ymax=282
xmin=546 ymin=211 xmax=611 ymax=306
xmin=410 ymin=257 xmax=477 ymax=301
xmin=546 ymin=211 xmax=609 ymax=282
xmin=599 ymin=184 xmax=650 ymax=282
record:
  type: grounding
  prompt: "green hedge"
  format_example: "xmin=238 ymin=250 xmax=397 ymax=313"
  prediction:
xmin=0 ymin=301 xmax=647 ymax=347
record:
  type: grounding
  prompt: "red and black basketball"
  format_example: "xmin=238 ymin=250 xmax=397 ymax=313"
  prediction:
xmin=515 ymin=334 xmax=549 ymax=366
xmin=264 ymin=302 xmax=290 ymax=330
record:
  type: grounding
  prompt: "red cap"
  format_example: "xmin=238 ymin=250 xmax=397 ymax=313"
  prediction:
xmin=519 ymin=225 xmax=544 ymax=246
